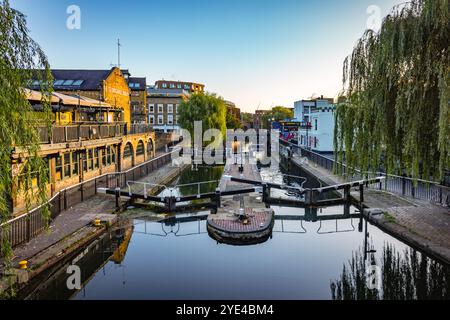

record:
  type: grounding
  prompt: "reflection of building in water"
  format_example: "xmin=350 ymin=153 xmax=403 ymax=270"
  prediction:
xmin=19 ymin=227 xmax=133 ymax=300
xmin=111 ymin=226 xmax=134 ymax=264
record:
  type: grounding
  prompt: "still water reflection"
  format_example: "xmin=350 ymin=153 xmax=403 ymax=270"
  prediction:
xmin=23 ymin=165 xmax=450 ymax=300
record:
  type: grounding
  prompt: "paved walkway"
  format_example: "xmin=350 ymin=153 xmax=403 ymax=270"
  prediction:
xmin=1 ymin=153 xmax=179 ymax=271
xmin=3 ymin=195 xmax=120 ymax=269
xmin=292 ymin=154 xmax=450 ymax=264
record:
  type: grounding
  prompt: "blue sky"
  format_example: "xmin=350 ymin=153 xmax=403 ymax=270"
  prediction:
xmin=10 ymin=0 xmax=404 ymax=112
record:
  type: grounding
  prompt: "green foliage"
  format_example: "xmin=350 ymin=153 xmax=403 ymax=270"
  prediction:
xmin=226 ymin=112 xmax=242 ymax=130
xmin=334 ymin=0 xmax=449 ymax=181
xmin=178 ymin=92 xmax=227 ymax=146
xmin=262 ymin=106 xmax=294 ymax=128
xmin=331 ymin=243 xmax=450 ymax=300
xmin=0 ymin=0 xmax=52 ymax=263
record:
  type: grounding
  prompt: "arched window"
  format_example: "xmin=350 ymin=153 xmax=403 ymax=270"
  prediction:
xmin=124 ymin=142 xmax=133 ymax=159
xmin=147 ymin=139 xmax=154 ymax=158
xmin=136 ymin=141 xmax=145 ymax=156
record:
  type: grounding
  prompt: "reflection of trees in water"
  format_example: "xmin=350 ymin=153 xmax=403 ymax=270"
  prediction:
xmin=331 ymin=243 xmax=450 ymax=300
xmin=175 ymin=166 xmax=224 ymax=195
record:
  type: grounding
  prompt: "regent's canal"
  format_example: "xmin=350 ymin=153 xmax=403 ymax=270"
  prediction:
xmin=23 ymin=165 xmax=450 ymax=300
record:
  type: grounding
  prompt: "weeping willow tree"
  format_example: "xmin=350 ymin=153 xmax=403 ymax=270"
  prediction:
xmin=334 ymin=0 xmax=449 ymax=181
xmin=331 ymin=243 xmax=450 ymax=300
xmin=0 ymin=0 xmax=52 ymax=271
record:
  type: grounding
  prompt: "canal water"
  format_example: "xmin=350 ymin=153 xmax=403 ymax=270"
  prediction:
xmin=23 ymin=165 xmax=450 ymax=300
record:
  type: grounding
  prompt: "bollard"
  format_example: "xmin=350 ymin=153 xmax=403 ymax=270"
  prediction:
xmin=214 ymin=188 xmax=221 ymax=209
xmin=19 ymin=260 xmax=28 ymax=270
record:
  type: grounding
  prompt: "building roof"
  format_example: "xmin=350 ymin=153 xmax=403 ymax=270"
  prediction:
xmin=30 ymin=69 xmax=117 ymax=91
xmin=128 ymin=77 xmax=146 ymax=91
xmin=147 ymin=87 xmax=189 ymax=98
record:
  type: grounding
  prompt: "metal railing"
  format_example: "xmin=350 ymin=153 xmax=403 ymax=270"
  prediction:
xmin=0 ymin=151 xmax=175 ymax=251
xmin=282 ymin=141 xmax=450 ymax=208
xmin=37 ymin=123 xmax=153 ymax=144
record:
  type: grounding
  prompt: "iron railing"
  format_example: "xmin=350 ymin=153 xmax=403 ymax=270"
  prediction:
xmin=283 ymin=141 xmax=450 ymax=208
xmin=0 ymin=151 xmax=175 ymax=250
xmin=37 ymin=123 xmax=153 ymax=144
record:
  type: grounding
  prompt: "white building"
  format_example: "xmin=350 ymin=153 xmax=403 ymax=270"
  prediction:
xmin=293 ymin=97 xmax=336 ymax=152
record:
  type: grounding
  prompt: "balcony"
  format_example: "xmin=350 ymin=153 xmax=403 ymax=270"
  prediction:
xmin=37 ymin=122 xmax=152 ymax=144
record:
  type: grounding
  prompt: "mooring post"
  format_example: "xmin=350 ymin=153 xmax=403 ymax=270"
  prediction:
xmin=344 ymin=185 xmax=351 ymax=202
xmin=359 ymin=183 xmax=364 ymax=203
xmin=214 ymin=188 xmax=221 ymax=209
xmin=115 ymin=187 xmax=121 ymax=209
xmin=262 ymin=183 xmax=269 ymax=203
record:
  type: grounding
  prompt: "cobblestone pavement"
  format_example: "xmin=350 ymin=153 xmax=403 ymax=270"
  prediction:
xmin=292 ymin=155 xmax=450 ymax=263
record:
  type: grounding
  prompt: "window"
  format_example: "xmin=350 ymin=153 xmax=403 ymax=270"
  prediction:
xmin=64 ymin=153 xmax=71 ymax=178
xmin=124 ymin=143 xmax=133 ymax=159
xmin=88 ymin=149 xmax=94 ymax=170
xmin=167 ymin=104 xmax=173 ymax=114
xmin=158 ymin=104 xmax=164 ymax=113
xmin=63 ymin=80 xmax=74 ymax=86
xmin=162 ymin=83 xmax=167 ymax=88
xmin=147 ymin=140 xmax=154 ymax=157
xmin=184 ymin=84 xmax=190 ymax=90
xmin=55 ymin=155 xmax=63 ymax=181
xmin=54 ymin=80 xmax=65 ymax=86
xmin=72 ymin=152 xmax=79 ymax=176
xmin=149 ymin=115 xmax=155 ymax=125
xmin=103 ymin=146 xmax=115 ymax=166
xmin=82 ymin=151 xmax=87 ymax=172
xmin=170 ymin=83 xmax=175 ymax=89
xmin=315 ymin=119 xmax=318 ymax=131
xmin=167 ymin=114 xmax=173 ymax=125
xmin=158 ymin=115 xmax=164 ymax=124
xmin=175 ymin=115 xmax=179 ymax=124
xmin=149 ymin=104 xmax=154 ymax=113
xmin=94 ymin=148 xmax=100 ymax=169
xmin=175 ymin=104 xmax=179 ymax=114
xmin=136 ymin=141 xmax=145 ymax=156
xmin=72 ymin=80 xmax=84 ymax=86
xmin=177 ymin=84 xmax=182 ymax=89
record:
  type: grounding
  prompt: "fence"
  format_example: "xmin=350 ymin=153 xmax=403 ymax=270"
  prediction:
xmin=284 ymin=141 xmax=450 ymax=208
xmin=0 ymin=151 xmax=174 ymax=251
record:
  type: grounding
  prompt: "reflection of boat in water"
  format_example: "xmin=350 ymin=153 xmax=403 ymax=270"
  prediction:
xmin=207 ymin=208 xmax=275 ymax=246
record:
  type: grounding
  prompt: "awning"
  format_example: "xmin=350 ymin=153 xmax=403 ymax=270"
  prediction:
xmin=25 ymin=89 xmax=116 ymax=109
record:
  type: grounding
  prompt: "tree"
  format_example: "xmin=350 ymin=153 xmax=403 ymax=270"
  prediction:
xmin=334 ymin=0 xmax=449 ymax=181
xmin=262 ymin=106 xmax=294 ymax=128
xmin=0 ymin=0 xmax=53 ymax=264
xmin=226 ymin=112 xmax=242 ymax=130
xmin=178 ymin=92 xmax=226 ymax=147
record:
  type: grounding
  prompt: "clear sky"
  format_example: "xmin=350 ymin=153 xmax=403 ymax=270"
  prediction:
xmin=10 ymin=0 xmax=404 ymax=112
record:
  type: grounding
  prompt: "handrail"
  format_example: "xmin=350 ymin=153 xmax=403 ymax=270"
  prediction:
xmin=2 ymin=150 xmax=178 ymax=227
xmin=284 ymin=139 xmax=449 ymax=190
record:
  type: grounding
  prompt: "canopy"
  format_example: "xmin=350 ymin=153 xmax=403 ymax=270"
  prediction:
xmin=25 ymin=89 xmax=115 ymax=109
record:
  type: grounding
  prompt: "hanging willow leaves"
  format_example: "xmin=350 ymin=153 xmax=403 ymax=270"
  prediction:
xmin=334 ymin=0 xmax=449 ymax=181
xmin=0 ymin=0 xmax=52 ymax=265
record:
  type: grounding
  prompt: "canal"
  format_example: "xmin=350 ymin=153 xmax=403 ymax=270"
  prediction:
xmin=22 ymin=165 xmax=450 ymax=300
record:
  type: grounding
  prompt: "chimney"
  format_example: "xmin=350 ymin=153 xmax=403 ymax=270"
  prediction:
xmin=321 ymin=95 xmax=323 ymax=99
